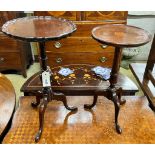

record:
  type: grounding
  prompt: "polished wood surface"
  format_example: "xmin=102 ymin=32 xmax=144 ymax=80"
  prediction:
xmin=0 ymin=12 xmax=33 ymax=77
xmin=92 ymin=24 xmax=152 ymax=47
xmin=90 ymin=24 xmax=151 ymax=134
xmin=2 ymin=16 xmax=78 ymax=142
xmin=35 ymin=11 xmax=127 ymax=68
xmin=3 ymin=96 xmax=155 ymax=144
xmin=0 ymin=73 xmax=16 ymax=141
xmin=35 ymin=11 xmax=128 ymax=21
xmin=2 ymin=16 xmax=76 ymax=42
xmin=21 ymin=64 xmax=138 ymax=96
xmin=130 ymin=63 xmax=155 ymax=110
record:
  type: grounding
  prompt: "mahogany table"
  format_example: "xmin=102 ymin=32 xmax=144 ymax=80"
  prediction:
xmin=0 ymin=73 xmax=16 ymax=142
xmin=2 ymin=17 xmax=151 ymax=141
xmin=2 ymin=16 xmax=77 ymax=142
xmin=89 ymin=24 xmax=151 ymax=134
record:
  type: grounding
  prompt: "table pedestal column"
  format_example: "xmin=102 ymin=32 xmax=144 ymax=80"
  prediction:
xmin=84 ymin=47 xmax=126 ymax=134
xmin=32 ymin=42 xmax=78 ymax=142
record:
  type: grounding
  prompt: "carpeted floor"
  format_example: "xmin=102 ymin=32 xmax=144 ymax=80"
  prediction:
xmin=4 ymin=62 xmax=143 ymax=107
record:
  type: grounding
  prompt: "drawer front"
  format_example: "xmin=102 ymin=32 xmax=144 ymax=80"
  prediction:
xmin=46 ymin=51 xmax=114 ymax=68
xmin=0 ymin=33 xmax=19 ymax=52
xmin=0 ymin=52 xmax=21 ymax=68
xmin=45 ymin=37 xmax=115 ymax=53
xmin=83 ymin=11 xmax=128 ymax=21
xmin=34 ymin=11 xmax=80 ymax=21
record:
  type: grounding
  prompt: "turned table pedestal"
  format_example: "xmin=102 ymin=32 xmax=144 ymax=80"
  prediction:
xmin=88 ymin=24 xmax=151 ymax=133
xmin=2 ymin=17 xmax=151 ymax=142
xmin=2 ymin=16 xmax=77 ymax=142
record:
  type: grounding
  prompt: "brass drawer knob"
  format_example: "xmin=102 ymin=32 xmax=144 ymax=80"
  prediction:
xmin=54 ymin=41 xmax=62 ymax=48
xmin=100 ymin=44 xmax=108 ymax=49
xmin=56 ymin=57 xmax=62 ymax=64
xmin=0 ymin=57 xmax=5 ymax=62
xmin=99 ymin=57 xmax=107 ymax=63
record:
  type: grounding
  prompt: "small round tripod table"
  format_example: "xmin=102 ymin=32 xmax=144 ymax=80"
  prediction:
xmin=2 ymin=16 xmax=77 ymax=142
xmin=88 ymin=24 xmax=151 ymax=133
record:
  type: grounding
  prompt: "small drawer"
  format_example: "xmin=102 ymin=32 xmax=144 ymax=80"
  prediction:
xmin=45 ymin=37 xmax=114 ymax=53
xmin=46 ymin=51 xmax=114 ymax=68
xmin=0 ymin=33 xmax=19 ymax=52
xmin=0 ymin=52 xmax=21 ymax=68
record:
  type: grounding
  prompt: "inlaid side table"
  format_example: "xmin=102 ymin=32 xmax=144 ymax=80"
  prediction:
xmin=86 ymin=24 xmax=151 ymax=133
xmin=2 ymin=16 xmax=77 ymax=142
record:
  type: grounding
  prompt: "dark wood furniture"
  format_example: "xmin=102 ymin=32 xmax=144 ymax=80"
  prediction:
xmin=88 ymin=24 xmax=151 ymax=134
xmin=0 ymin=73 xmax=16 ymax=142
xmin=33 ymin=11 xmax=138 ymax=95
xmin=0 ymin=11 xmax=33 ymax=77
xmin=21 ymin=64 xmax=138 ymax=96
xmin=130 ymin=34 xmax=155 ymax=111
xmin=3 ymin=96 xmax=155 ymax=144
xmin=34 ymin=11 xmax=128 ymax=68
xmin=2 ymin=16 xmax=77 ymax=142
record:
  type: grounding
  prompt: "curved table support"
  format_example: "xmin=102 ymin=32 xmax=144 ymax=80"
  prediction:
xmin=35 ymin=93 xmax=48 ymax=142
xmin=34 ymin=88 xmax=78 ymax=142
xmin=84 ymin=93 xmax=98 ymax=109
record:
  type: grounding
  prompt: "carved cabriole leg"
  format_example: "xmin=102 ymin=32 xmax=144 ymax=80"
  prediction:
xmin=35 ymin=92 xmax=49 ymax=143
xmin=84 ymin=93 xmax=98 ymax=109
xmin=53 ymin=92 xmax=78 ymax=111
xmin=35 ymin=97 xmax=48 ymax=142
xmin=111 ymin=89 xmax=122 ymax=134
xmin=108 ymin=47 xmax=124 ymax=134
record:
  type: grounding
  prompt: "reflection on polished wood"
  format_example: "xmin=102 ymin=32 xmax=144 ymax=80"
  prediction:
xmin=0 ymin=73 xmax=16 ymax=142
xmin=3 ymin=96 xmax=155 ymax=144
xmin=2 ymin=16 xmax=76 ymax=42
xmin=92 ymin=24 xmax=151 ymax=47
xmin=90 ymin=24 xmax=151 ymax=134
xmin=21 ymin=64 xmax=138 ymax=96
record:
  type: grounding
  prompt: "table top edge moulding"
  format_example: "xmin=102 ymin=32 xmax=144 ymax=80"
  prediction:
xmin=2 ymin=16 xmax=77 ymax=42
xmin=2 ymin=15 xmax=78 ymax=142
xmin=92 ymin=24 xmax=152 ymax=47
xmin=2 ymin=16 xmax=151 ymax=143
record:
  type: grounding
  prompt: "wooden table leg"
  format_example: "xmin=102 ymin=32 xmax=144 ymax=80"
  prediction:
xmin=108 ymin=47 xmax=126 ymax=134
xmin=35 ymin=88 xmax=49 ymax=142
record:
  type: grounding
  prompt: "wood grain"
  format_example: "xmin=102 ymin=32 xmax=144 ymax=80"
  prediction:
xmin=0 ymin=12 xmax=33 ymax=77
xmin=0 ymin=73 xmax=16 ymax=141
xmin=92 ymin=24 xmax=152 ymax=47
xmin=3 ymin=96 xmax=155 ymax=144
xmin=2 ymin=16 xmax=76 ymax=42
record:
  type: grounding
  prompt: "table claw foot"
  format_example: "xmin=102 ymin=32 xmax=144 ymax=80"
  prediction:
xmin=53 ymin=92 xmax=78 ymax=111
xmin=84 ymin=94 xmax=98 ymax=109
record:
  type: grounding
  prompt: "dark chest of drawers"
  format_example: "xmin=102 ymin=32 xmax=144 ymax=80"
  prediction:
xmin=0 ymin=11 xmax=33 ymax=77
xmin=34 ymin=11 xmax=127 ymax=68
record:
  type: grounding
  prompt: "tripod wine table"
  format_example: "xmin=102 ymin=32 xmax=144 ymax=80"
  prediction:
xmin=2 ymin=16 xmax=77 ymax=142
xmin=86 ymin=24 xmax=151 ymax=133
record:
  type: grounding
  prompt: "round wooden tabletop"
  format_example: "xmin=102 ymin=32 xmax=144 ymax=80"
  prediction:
xmin=0 ymin=73 xmax=15 ymax=140
xmin=2 ymin=16 xmax=76 ymax=42
xmin=92 ymin=24 xmax=152 ymax=47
